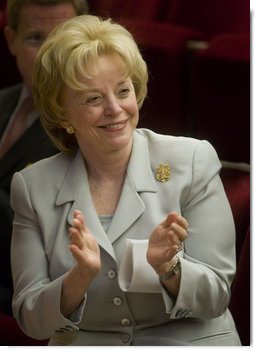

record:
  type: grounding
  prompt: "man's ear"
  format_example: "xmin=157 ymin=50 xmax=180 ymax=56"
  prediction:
xmin=4 ymin=25 xmax=17 ymax=56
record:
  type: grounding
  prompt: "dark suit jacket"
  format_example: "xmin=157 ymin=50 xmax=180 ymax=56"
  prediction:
xmin=0 ymin=83 xmax=59 ymax=315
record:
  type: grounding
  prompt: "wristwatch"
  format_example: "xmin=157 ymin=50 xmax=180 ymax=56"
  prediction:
xmin=159 ymin=256 xmax=181 ymax=281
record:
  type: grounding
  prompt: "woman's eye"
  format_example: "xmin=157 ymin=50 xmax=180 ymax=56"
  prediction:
xmin=118 ymin=88 xmax=130 ymax=97
xmin=86 ymin=96 xmax=102 ymax=105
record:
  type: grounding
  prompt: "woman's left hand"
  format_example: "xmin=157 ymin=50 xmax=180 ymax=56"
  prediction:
xmin=147 ymin=212 xmax=188 ymax=273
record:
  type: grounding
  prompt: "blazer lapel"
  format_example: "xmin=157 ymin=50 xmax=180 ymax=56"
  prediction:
xmin=107 ymin=132 xmax=158 ymax=243
xmin=56 ymin=132 xmax=158 ymax=259
xmin=56 ymin=150 xmax=116 ymax=260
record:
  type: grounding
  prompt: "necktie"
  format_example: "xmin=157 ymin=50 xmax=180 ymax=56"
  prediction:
xmin=0 ymin=96 xmax=34 ymax=158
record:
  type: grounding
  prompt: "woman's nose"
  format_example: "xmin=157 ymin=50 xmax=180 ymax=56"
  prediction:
xmin=104 ymin=97 xmax=123 ymax=117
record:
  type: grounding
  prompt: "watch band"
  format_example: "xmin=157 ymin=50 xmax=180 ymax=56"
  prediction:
xmin=159 ymin=256 xmax=181 ymax=281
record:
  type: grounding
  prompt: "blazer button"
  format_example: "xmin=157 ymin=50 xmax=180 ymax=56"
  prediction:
xmin=107 ymin=270 xmax=116 ymax=279
xmin=121 ymin=318 xmax=131 ymax=326
xmin=113 ymin=296 xmax=122 ymax=306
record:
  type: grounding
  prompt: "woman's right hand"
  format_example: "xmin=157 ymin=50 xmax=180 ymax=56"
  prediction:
xmin=61 ymin=210 xmax=101 ymax=317
xmin=68 ymin=209 xmax=101 ymax=279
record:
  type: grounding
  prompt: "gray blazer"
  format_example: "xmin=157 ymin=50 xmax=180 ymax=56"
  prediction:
xmin=10 ymin=129 xmax=241 ymax=346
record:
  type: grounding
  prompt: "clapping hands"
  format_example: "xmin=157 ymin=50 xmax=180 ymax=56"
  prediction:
xmin=147 ymin=212 xmax=188 ymax=273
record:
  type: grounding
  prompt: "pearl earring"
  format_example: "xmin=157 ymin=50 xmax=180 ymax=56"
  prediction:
xmin=66 ymin=126 xmax=74 ymax=134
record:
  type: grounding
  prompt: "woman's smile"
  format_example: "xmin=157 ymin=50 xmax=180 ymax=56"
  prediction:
xmin=98 ymin=119 xmax=129 ymax=132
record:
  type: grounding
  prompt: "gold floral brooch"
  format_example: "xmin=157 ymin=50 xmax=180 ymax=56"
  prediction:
xmin=156 ymin=163 xmax=171 ymax=182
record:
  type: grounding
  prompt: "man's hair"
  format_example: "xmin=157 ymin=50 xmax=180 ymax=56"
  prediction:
xmin=7 ymin=0 xmax=89 ymax=30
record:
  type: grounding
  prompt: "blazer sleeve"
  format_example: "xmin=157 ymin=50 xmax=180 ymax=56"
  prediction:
xmin=10 ymin=172 xmax=85 ymax=340
xmin=169 ymin=140 xmax=236 ymax=320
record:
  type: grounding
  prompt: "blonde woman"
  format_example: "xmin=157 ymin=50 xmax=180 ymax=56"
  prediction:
xmin=10 ymin=15 xmax=240 ymax=346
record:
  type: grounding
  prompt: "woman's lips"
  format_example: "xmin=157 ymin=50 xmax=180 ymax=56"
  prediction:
xmin=99 ymin=120 xmax=128 ymax=131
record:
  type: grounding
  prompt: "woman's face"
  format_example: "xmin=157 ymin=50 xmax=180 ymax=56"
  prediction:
xmin=62 ymin=54 xmax=139 ymax=156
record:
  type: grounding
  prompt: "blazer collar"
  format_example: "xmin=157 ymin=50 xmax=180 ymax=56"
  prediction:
xmin=106 ymin=131 xmax=158 ymax=243
xmin=127 ymin=130 xmax=158 ymax=192
xmin=56 ymin=132 xmax=157 ymax=204
xmin=56 ymin=150 xmax=117 ymax=259
xmin=56 ymin=131 xmax=158 ymax=260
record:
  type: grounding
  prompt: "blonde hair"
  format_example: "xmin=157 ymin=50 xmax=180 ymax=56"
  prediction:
xmin=33 ymin=14 xmax=148 ymax=153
